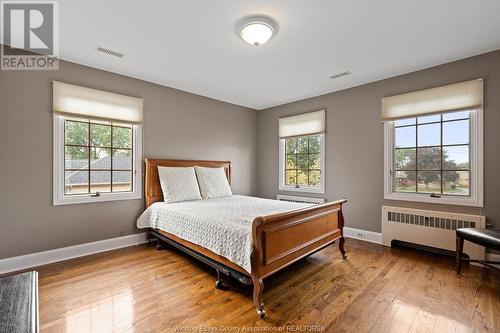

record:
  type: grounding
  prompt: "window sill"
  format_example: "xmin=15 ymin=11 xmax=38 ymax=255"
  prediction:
xmin=384 ymin=192 xmax=483 ymax=207
xmin=53 ymin=192 xmax=142 ymax=206
xmin=279 ymin=185 xmax=324 ymax=194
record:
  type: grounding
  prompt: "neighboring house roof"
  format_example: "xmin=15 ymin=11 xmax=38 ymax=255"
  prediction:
xmin=66 ymin=156 xmax=131 ymax=184
xmin=66 ymin=160 xmax=88 ymax=169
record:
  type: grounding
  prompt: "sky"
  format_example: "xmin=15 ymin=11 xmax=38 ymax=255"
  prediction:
xmin=395 ymin=111 xmax=470 ymax=165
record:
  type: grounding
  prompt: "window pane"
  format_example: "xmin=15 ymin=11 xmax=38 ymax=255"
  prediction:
xmin=297 ymin=137 xmax=309 ymax=154
xmin=65 ymin=121 xmax=88 ymax=145
xmin=65 ymin=171 xmax=88 ymax=195
xmin=112 ymin=171 xmax=132 ymax=192
xmin=417 ymin=171 xmax=441 ymax=193
xmin=395 ymin=126 xmax=416 ymax=148
xmin=113 ymin=126 xmax=132 ymax=148
xmin=284 ymin=134 xmax=322 ymax=188
xmin=286 ymin=154 xmax=297 ymax=169
xmin=395 ymin=171 xmax=416 ymax=192
xmin=394 ymin=148 xmax=416 ymax=170
xmin=285 ymin=138 xmax=297 ymax=154
xmin=65 ymin=146 xmax=89 ymax=169
xmin=297 ymin=170 xmax=308 ymax=186
xmin=308 ymin=135 xmax=320 ymax=153
xmin=443 ymin=120 xmax=469 ymax=145
xmin=113 ymin=149 xmax=132 ymax=170
xmin=392 ymin=111 xmax=474 ymax=199
xmin=91 ymin=123 xmax=111 ymax=147
xmin=395 ymin=118 xmax=416 ymax=127
xmin=297 ymin=154 xmax=308 ymax=172
xmin=90 ymin=171 xmax=111 ymax=193
xmin=443 ymin=171 xmax=469 ymax=196
xmin=417 ymin=147 xmax=441 ymax=170
xmin=309 ymin=153 xmax=321 ymax=169
xmin=418 ymin=123 xmax=440 ymax=146
xmin=418 ymin=114 xmax=441 ymax=124
xmin=309 ymin=170 xmax=321 ymax=186
xmin=443 ymin=146 xmax=469 ymax=170
xmin=90 ymin=148 xmax=111 ymax=169
xmin=443 ymin=110 xmax=470 ymax=121
xmin=285 ymin=170 xmax=296 ymax=185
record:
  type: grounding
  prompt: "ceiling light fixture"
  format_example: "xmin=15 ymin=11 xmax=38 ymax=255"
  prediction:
xmin=238 ymin=16 xmax=277 ymax=46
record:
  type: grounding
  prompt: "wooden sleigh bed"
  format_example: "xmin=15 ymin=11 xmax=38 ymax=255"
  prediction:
xmin=144 ymin=158 xmax=347 ymax=319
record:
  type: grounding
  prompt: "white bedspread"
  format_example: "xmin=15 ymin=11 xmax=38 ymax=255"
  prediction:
xmin=136 ymin=195 xmax=312 ymax=273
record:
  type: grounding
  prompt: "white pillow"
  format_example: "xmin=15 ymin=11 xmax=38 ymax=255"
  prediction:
xmin=195 ymin=166 xmax=232 ymax=199
xmin=157 ymin=166 xmax=202 ymax=203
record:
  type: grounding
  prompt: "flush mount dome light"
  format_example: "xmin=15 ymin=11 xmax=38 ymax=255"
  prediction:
xmin=238 ymin=16 xmax=277 ymax=46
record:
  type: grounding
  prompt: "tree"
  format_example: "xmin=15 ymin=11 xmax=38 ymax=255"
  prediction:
xmin=285 ymin=135 xmax=321 ymax=186
xmin=395 ymin=147 xmax=460 ymax=191
xmin=65 ymin=121 xmax=131 ymax=162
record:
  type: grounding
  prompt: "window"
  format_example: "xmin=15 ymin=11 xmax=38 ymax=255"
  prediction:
xmin=384 ymin=109 xmax=483 ymax=206
xmin=394 ymin=111 xmax=470 ymax=195
xmin=279 ymin=134 xmax=325 ymax=193
xmin=54 ymin=116 xmax=142 ymax=205
xmin=53 ymin=81 xmax=143 ymax=205
xmin=278 ymin=110 xmax=326 ymax=193
xmin=383 ymin=79 xmax=483 ymax=207
xmin=64 ymin=118 xmax=134 ymax=195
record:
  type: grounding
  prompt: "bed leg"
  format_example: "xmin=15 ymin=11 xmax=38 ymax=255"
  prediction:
xmin=215 ymin=270 xmax=224 ymax=289
xmin=155 ymin=240 xmax=165 ymax=250
xmin=339 ymin=236 xmax=347 ymax=259
xmin=252 ymin=276 xmax=265 ymax=319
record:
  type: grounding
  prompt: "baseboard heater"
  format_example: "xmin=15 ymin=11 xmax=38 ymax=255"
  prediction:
xmin=276 ymin=195 xmax=325 ymax=204
xmin=382 ymin=206 xmax=486 ymax=260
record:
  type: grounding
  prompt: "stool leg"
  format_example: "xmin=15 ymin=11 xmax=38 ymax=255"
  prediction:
xmin=456 ymin=236 xmax=464 ymax=274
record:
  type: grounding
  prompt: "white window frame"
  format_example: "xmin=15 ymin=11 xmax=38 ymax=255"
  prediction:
xmin=384 ymin=109 xmax=483 ymax=207
xmin=279 ymin=133 xmax=325 ymax=194
xmin=53 ymin=115 xmax=143 ymax=206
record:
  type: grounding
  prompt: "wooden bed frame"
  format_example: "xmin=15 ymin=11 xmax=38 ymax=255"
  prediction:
xmin=144 ymin=158 xmax=347 ymax=318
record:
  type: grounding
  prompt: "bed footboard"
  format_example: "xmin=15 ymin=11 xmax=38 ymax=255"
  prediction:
xmin=250 ymin=198 xmax=347 ymax=318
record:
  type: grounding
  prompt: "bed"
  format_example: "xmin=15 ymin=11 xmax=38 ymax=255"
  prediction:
xmin=138 ymin=158 xmax=347 ymax=318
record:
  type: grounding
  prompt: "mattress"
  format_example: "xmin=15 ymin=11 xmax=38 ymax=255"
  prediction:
xmin=136 ymin=195 xmax=312 ymax=273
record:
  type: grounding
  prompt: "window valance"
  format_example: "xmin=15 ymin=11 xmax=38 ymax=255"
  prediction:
xmin=278 ymin=109 xmax=325 ymax=138
xmin=53 ymin=81 xmax=143 ymax=124
xmin=381 ymin=79 xmax=483 ymax=121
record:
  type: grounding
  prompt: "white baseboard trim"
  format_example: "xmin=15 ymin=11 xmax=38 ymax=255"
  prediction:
xmin=0 ymin=232 xmax=147 ymax=274
xmin=343 ymin=227 xmax=382 ymax=244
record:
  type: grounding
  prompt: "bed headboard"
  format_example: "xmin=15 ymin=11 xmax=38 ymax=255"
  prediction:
xmin=144 ymin=158 xmax=231 ymax=207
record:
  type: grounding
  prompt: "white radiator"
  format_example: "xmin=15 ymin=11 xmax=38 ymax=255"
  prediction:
xmin=276 ymin=195 xmax=325 ymax=204
xmin=382 ymin=206 xmax=486 ymax=260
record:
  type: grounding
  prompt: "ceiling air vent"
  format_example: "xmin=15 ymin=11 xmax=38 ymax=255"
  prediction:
xmin=329 ymin=71 xmax=351 ymax=79
xmin=95 ymin=45 xmax=125 ymax=58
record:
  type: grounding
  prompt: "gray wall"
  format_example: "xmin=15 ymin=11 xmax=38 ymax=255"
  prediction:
xmin=1 ymin=49 xmax=499 ymax=259
xmin=258 ymin=50 xmax=500 ymax=232
xmin=0 ymin=59 xmax=258 ymax=259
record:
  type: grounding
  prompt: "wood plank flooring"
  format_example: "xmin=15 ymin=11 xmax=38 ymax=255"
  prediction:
xmin=35 ymin=239 xmax=499 ymax=332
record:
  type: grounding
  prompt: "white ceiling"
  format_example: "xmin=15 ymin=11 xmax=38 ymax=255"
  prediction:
xmin=55 ymin=1 xmax=500 ymax=109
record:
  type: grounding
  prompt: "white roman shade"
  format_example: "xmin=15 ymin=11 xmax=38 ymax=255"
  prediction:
xmin=381 ymin=79 xmax=483 ymax=121
xmin=52 ymin=81 xmax=144 ymax=124
xmin=279 ymin=109 xmax=325 ymax=138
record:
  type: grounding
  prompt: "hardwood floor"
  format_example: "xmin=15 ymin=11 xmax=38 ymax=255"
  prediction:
xmin=36 ymin=239 xmax=499 ymax=333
